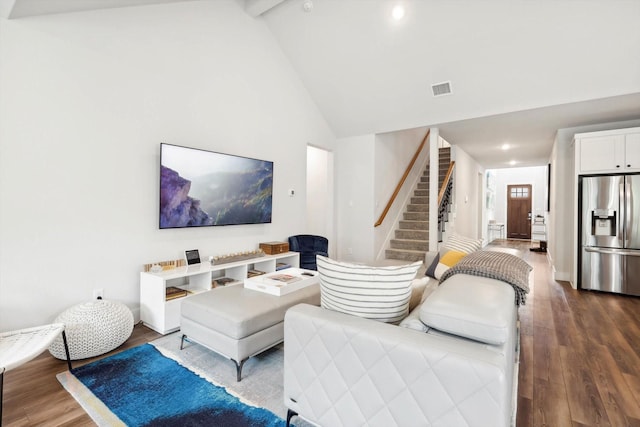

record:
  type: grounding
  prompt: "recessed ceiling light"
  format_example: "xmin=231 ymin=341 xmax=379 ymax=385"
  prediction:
xmin=501 ymin=143 xmax=510 ymax=150
xmin=509 ymin=160 xmax=517 ymax=166
xmin=392 ymin=4 xmax=405 ymax=20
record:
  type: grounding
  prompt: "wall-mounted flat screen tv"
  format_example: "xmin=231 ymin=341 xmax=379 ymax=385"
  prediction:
xmin=159 ymin=143 xmax=273 ymax=229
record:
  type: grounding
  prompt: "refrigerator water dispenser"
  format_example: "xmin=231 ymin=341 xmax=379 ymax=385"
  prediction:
xmin=590 ymin=209 xmax=616 ymax=237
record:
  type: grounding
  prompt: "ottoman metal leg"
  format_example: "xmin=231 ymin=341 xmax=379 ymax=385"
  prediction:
xmin=234 ymin=358 xmax=248 ymax=382
xmin=181 ymin=334 xmax=247 ymax=382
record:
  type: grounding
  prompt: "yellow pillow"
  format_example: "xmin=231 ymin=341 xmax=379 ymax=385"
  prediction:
xmin=439 ymin=250 xmax=467 ymax=267
xmin=433 ymin=250 xmax=467 ymax=279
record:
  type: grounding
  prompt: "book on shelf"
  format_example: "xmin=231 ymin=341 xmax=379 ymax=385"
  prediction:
xmin=275 ymin=262 xmax=291 ymax=271
xmin=247 ymin=269 xmax=266 ymax=278
xmin=212 ymin=277 xmax=237 ymax=287
xmin=165 ymin=286 xmax=188 ymax=300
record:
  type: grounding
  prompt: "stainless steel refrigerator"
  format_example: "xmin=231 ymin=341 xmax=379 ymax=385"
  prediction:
xmin=579 ymin=174 xmax=640 ymax=296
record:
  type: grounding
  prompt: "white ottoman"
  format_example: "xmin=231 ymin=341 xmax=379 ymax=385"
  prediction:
xmin=180 ymin=284 xmax=320 ymax=381
xmin=49 ymin=300 xmax=134 ymax=360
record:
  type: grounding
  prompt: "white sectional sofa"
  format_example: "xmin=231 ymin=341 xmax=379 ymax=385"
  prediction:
xmin=283 ymin=249 xmax=529 ymax=427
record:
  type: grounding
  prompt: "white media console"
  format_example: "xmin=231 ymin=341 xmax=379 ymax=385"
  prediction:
xmin=140 ymin=251 xmax=300 ymax=334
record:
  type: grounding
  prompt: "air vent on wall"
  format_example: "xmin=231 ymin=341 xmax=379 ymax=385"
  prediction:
xmin=431 ymin=81 xmax=452 ymax=97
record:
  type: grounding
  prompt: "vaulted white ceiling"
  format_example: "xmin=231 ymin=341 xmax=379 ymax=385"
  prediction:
xmin=262 ymin=0 xmax=640 ymax=168
xmin=3 ymin=0 xmax=640 ymax=168
xmin=0 ymin=0 xmax=193 ymax=19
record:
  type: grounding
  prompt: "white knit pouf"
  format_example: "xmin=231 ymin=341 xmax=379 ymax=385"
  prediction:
xmin=49 ymin=300 xmax=134 ymax=360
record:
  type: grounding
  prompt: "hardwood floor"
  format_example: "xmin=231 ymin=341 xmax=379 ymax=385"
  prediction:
xmin=2 ymin=242 xmax=640 ymax=426
xmin=499 ymin=239 xmax=640 ymax=427
xmin=2 ymin=324 xmax=162 ymax=426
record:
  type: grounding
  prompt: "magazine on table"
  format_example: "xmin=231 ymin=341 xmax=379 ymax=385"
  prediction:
xmin=245 ymin=268 xmax=318 ymax=296
xmin=268 ymin=274 xmax=302 ymax=284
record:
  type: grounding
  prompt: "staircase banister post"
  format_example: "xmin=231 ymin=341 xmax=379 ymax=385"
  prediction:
xmin=437 ymin=162 xmax=456 ymax=206
xmin=428 ymin=128 xmax=439 ymax=252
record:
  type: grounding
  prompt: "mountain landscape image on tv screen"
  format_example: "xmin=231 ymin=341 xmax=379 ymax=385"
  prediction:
xmin=159 ymin=144 xmax=273 ymax=229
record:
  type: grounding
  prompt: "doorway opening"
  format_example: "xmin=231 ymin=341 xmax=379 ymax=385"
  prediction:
xmin=306 ymin=145 xmax=334 ymax=257
xmin=507 ymin=184 xmax=532 ymax=239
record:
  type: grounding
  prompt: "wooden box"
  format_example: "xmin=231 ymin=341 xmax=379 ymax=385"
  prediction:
xmin=259 ymin=241 xmax=289 ymax=255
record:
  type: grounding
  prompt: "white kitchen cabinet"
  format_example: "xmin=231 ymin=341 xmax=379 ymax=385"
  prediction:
xmin=576 ymin=127 xmax=640 ymax=174
xmin=624 ymin=132 xmax=640 ymax=169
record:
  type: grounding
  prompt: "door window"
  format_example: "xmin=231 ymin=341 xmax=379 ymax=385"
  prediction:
xmin=510 ymin=186 xmax=529 ymax=198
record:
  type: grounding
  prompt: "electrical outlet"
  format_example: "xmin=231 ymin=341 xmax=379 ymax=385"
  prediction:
xmin=93 ymin=288 xmax=104 ymax=300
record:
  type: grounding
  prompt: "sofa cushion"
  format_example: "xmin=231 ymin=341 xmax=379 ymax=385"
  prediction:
xmin=425 ymin=249 xmax=467 ymax=280
xmin=419 ymin=274 xmax=516 ymax=345
xmin=399 ymin=276 xmax=438 ymax=332
xmin=316 ymin=255 xmax=422 ymax=323
xmin=409 ymin=276 xmax=430 ymax=311
xmin=444 ymin=233 xmax=483 ymax=253
xmin=398 ymin=305 xmax=429 ymax=332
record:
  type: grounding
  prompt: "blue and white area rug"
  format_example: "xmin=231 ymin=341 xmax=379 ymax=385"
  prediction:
xmin=57 ymin=340 xmax=286 ymax=426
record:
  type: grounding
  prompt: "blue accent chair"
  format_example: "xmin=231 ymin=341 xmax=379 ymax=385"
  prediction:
xmin=288 ymin=235 xmax=329 ymax=271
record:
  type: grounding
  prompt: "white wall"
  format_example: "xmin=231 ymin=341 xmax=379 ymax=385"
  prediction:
xmin=548 ymin=134 xmax=573 ymax=282
xmin=0 ymin=1 xmax=336 ymax=331
xmin=450 ymin=146 xmax=485 ymax=239
xmin=490 ymin=165 xmax=547 ymax=231
xmin=373 ymin=127 xmax=429 ymax=260
xmin=333 ymin=128 xmax=429 ymax=263
xmin=334 ymin=134 xmax=375 ymax=262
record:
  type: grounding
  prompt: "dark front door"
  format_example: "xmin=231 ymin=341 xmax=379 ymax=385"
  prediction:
xmin=507 ymin=184 xmax=532 ymax=239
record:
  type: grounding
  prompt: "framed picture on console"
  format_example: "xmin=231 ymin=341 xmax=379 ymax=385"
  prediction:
xmin=185 ymin=249 xmax=201 ymax=265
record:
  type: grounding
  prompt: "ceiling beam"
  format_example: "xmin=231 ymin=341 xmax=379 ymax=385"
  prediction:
xmin=1 ymin=0 xmax=196 ymax=19
xmin=0 ymin=0 xmax=17 ymax=19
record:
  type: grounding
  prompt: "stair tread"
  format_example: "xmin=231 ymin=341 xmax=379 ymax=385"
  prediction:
xmin=385 ymin=147 xmax=453 ymax=262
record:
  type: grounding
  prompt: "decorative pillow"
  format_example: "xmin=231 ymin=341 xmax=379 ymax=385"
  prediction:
xmin=425 ymin=252 xmax=440 ymax=278
xmin=444 ymin=233 xmax=483 ymax=254
xmin=426 ymin=250 xmax=467 ymax=280
xmin=316 ymin=255 xmax=422 ymax=324
xmin=419 ymin=274 xmax=516 ymax=345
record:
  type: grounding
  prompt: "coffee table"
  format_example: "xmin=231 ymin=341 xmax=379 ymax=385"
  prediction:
xmin=180 ymin=280 xmax=320 ymax=381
